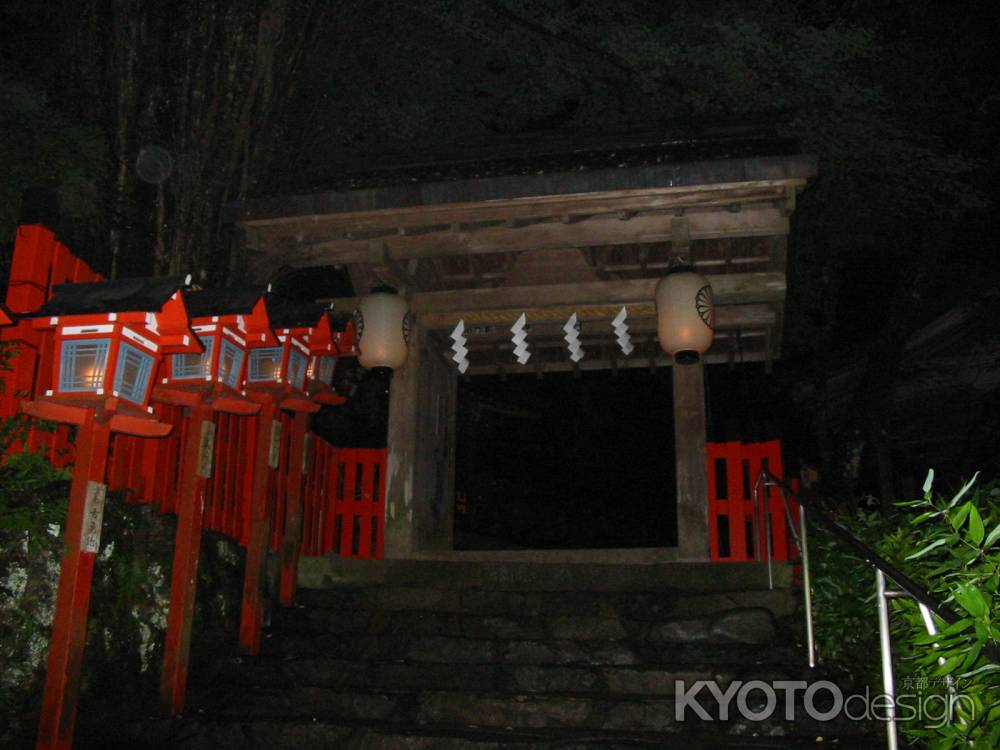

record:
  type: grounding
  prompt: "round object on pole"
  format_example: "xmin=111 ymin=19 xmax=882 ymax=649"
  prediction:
xmin=655 ymin=264 xmax=714 ymax=364
xmin=136 ymin=145 xmax=174 ymax=184
xmin=354 ymin=286 xmax=411 ymax=371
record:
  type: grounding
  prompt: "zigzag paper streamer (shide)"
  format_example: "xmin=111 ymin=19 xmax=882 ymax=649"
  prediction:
xmin=612 ymin=306 xmax=634 ymax=356
xmin=449 ymin=319 xmax=469 ymax=374
xmin=510 ymin=313 xmax=530 ymax=365
xmin=563 ymin=312 xmax=584 ymax=363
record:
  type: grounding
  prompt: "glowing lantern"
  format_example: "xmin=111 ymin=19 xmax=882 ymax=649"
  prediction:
xmin=23 ymin=276 xmax=198 ymax=436
xmin=655 ymin=264 xmax=715 ymax=364
xmin=304 ymin=311 xmax=356 ymax=405
xmin=353 ymin=286 xmax=411 ymax=374
xmin=155 ymin=287 xmax=275 ymax=415
xmin=243 ymin=300 xmax=340 ymax=413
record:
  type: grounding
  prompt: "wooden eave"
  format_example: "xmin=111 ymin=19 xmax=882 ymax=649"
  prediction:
xmin=234 ymin=153 xmax=815 ymax=375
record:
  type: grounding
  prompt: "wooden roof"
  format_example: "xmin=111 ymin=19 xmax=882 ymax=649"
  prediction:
xmin=33 ymin=276 xmax=190 ymax=316
xmin=233 ymin=135 xmax=816 ymax=375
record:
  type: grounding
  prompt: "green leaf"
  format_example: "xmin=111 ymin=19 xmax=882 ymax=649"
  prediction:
xmin=906 ymin=538 xmax=948 ymax=560
xmin=911 ymin=510 xmax=940 ymax=524
xmin=940 ymin=617 xmax=974 ymax=636
xmin=932 ymin=653 xmax=965 ymax=676
xmin=983 ymin=524 xmax=1000 ymax=549
xmin=950 ymin=502 xmax=972 ymax=530
xmin=968 ymin=506 xmax=985 ymax=546
xmin=960 ymin=641 xmax=984 ymax=671
xmin=953 ymin=583 xmax=988 ymax=619
xmin=947 ymin=472 xmax=980 ymax=508
xmin=923 ymin=468 xmax=935 ymax=495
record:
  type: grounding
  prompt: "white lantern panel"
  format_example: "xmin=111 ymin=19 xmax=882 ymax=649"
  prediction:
xmin=59 ymin=339 xmax=110 ymax=392
xmin=171 ymin=335 xmax=214 ymax=379
xmin=113 ymin=342 xmax=155 ymax=404
xmin=313 ymin=355 xmax=336 ymax=385
xmin=249 ymin=346 xmax=283 ymax=382
xmin=218 ymin=338 xmax=244 ymax=388
xmin=287 ymin=349 xmax=308 ymax=390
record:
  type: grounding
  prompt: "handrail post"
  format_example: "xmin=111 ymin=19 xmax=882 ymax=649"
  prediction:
xmin=799 ymin=503 xmax=816 ymax=668
xmin=751 ymin=473 xmax=772 ymax=589
xmin=876 ymin=569 xmax=900 ymax=750
xmin=763 ymin=482 xmax=774 ymax=589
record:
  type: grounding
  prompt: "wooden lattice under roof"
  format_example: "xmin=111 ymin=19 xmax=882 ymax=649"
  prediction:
xmin=230 ymin=129 xmax=816 ymax=375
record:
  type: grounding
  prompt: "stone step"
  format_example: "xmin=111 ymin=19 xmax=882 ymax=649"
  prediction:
xmin=274 ymin=602 xmax=785 ymax=646
xmin=107 ymin=717 xmax=880 ymax=750
xmin=180 ymin=686 xmax=875 ymax=738
xmin=299 ymin=557 xmax=794 ymax=594
xmin=207 ymin=657 xmax=746 ymax=697
xmin=291 ymin=586 xmax=797 ymax=622
xmin=261 ymin=624 xmax=797 ymax=669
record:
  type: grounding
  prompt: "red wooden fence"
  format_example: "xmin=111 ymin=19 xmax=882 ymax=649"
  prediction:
xmin=706 ymin=440 xmax=799 ymax=562
xmin=1 ymin=225 xmax=102 ymax=467
xmin=301 ymin=444 xmax=386 ymax=559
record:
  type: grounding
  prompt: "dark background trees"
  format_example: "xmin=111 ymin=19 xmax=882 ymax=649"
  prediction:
xmin=2 ymin=0 xmax=997 ymax=500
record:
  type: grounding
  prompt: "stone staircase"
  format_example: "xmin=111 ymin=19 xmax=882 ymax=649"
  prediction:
xmin=112 ymin=560 xmax=879 ymax=749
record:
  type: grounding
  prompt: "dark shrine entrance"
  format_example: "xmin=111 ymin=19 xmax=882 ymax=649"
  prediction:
xmin=232 ymin=128 xmax=816 ymax=559
xmin=454 ymin=368 xmax=676 ymax=550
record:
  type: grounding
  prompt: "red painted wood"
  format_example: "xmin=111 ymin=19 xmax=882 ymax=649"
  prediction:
xmin=239 ymin=401 xmax=277 ymax=656
xmin=707 ymin=440 xmax=794 ymax=563
xmin=160 ymin=403 xmax=213 ymax=716
xmin=107 ymin=434 xmax=132 ymax=493
xmin=358 ymin=453 xmax=376 ymax=558
xmin=269 ymin=412 xmax=291 ymax=551
xmin=280 ymin=411 xmax=309 ymax=605
xmin=314 ymin=448 xmax=387 ymax=560
xmin=5 ymin=226 xmax=57 ymax=313
xmin=36 ymin=412 xmax=111 ymax=750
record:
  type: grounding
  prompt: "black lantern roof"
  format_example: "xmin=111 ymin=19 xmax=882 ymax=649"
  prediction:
xmin=31 ymin=276 xmax=190 ymax=316
xmin=266 ymin=300 xmax=331 ymax=330
xmin=185 ymin=286 xmax=268 ymax=318
xmin=329 ymin=313 xmax=352 ymax=331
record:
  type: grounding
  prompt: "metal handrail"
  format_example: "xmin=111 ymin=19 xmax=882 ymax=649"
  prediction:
xmin=753 ymin=469 xmax=965 ymax=627
xmin=752 ymin=468 xmax=998 ymax=749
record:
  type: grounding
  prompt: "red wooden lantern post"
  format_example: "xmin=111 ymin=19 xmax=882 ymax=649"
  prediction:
xmin=238 ymin=300 xmax=323 ymax=654
xmin=271 ymin=305 xmax=356 ymax=606
xmin=152 ymin=288 xmax=272 ymax=716
xmin=20 ymin=277 xmax=197 ymax=750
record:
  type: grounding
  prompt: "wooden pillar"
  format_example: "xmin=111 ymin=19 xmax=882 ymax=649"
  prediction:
xmin=279 ymin=411 xmax=309 ymax=605
xmin=673 ymin=360 xmax=710 ymax=560
xmin=414 ymin=348 xmax=457 ymax=552
xmin=36 ymin=411 xmax=112 ymax=750
xmin=239 ymin=401 xmax=277 ymax=655
xmin=160 ymin=403 xmax=214 ymax=716
xmin=383 ymin=324 xmax=458 ymax=557
xmin=383 ymin=325 xmax=422 ymax=557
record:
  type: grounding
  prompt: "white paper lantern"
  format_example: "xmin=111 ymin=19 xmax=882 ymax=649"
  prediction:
xmin=354 ymin=286 xmax=411 ymax=371
xmin=655 ymin=266 xmax=715 ymax=364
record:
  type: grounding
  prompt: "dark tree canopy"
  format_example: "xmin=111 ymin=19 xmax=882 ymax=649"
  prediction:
xmin=2 ymin=0 xmax=997 ymax=491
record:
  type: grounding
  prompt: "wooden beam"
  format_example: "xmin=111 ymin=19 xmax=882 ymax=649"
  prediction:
xmin=239 ymin=179 xmax=806 ymax=233
xmin=323 ymin=273 xmax=784 ymax=327
xmin=256 ymin=205 xmax=788 ymax=268
xmin=463 ymin=349 xmax=767 ymax=375
xmin=413 ymin=272 xmax=784 ymax=314
xmin=421 ymin=302 xmax=776 ymax=331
